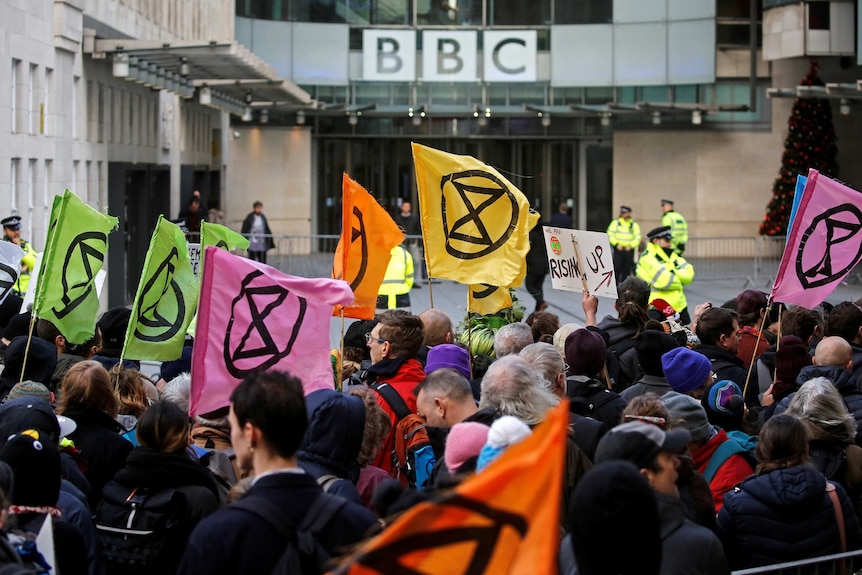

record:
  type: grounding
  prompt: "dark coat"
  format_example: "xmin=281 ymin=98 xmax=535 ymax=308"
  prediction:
xmin=654 ymin=491 xmax=729 ymax=575
xmin=62 ymin=405 xmax=132 ymax=509
xmin=716 ymin=464 xmax=862 ymax=570
xmin=565 ymin=375 xmax=626 ymax=428
xmin=109 ymin=448 xmax=221 ymax=528
xmin=178 ymin=472 xmax=378 ymax=575
xmin=241 ymin=212 xmax=275 ymax=250
xmin=526 ymin=223 xmax=549 ymax=276
xmin=694 ymin=345 xmax=749 ymax=388
xmin=298 ymin=389 xmax=365 ymax=504
xmin=595 ymin=316 xmax=642 ymax=391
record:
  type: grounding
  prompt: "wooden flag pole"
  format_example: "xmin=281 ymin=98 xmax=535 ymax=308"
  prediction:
xmin=466 ymin=289 xmax=473 ymax=377
xmin=570 ymin=235 xmax=589 ymax=293
xmin=742 ymin=301 xmax=772 ymax=405
xmin=18 ymin=314 xmax=37 ymax=385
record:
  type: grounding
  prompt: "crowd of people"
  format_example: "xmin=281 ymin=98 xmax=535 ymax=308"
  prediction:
xmin=0 ymin=261 xmax=860 ymax=573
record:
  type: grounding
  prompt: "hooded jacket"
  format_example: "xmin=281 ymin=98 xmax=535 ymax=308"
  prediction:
xmin=298 ymin=389 xmax=365 ymax=504
xmin=717 ymin=464 xmax=862 ymax=570
xmin=694 ymin=345 xmax=748 ymax=388
xmin=595 ymin=316 xmax=642 ymax=390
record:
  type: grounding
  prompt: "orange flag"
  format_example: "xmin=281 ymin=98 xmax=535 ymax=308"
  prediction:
xmin=331 ymin=400 xmax=568 ymax=574
xmin=333 ymin=174 xmax=404 ymax=320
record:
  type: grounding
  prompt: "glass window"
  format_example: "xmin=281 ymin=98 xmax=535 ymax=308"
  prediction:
xmin=355 ymin=83 xmax=391 ymax=106
xmin=618 ymin=86 xmax=636 ymax=105
xmin=293 ymin=0 xmax=346 ymax=23
xmin=488 ymin=85 xmax=508 ymax=105
xmin=585 ymin=87 xmax=612 ymax=104
xmin=808 ymin=2 xmax=829 ymax=30
xmin=510 ymin=84 xmax=545 ymax=105
xmin=553 ymin=0 xmax=612 ymax=24
xmin=491 ymin=0 xmax=551 ymax=25
xmin=717 ymin=23 xmax=762 ymax=47
xmin=717 ymin=0 xmax=762 ymax=19
xmin=641 ymin=85 xmax=669 ymax=103
xmin=674 ymin=84 xmax=698 ymax=104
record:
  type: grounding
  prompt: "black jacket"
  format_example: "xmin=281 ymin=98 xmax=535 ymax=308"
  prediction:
xmin=178 ymin=472 xmax=378 ymax=575
xmin=565 ymin=375 xmax=626 ymax=428
xmin=526 ymin=223 xmax=549 ymax=276
xmin=241 ymin=212 xmax=275 ymax=250
xmin=694 ymin=345 xmax=749 ymax=388
xmin=298 ymin=389 xmax=365 ymax=504
xmin=654 ymin=491 xmax=729 ymax=575
xmin=62 ymin=405 xmax=132 ymax=509
xmin=717 ymin=464 xmax=862 ymax=570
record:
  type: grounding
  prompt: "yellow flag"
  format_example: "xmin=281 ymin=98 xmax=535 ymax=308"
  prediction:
xmin=412 ymin=143 xmax=539 ymax=287
xmin=332 ymin=400 xmax=568 ymax=575
xmin=468 ymin=284 xmax=513 ymax=316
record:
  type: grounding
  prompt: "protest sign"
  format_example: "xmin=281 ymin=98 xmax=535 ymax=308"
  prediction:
xmin=543 ymin=226 xmax=617 ymax=299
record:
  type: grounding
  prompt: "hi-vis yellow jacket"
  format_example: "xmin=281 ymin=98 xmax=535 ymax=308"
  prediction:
xmin=10 ymin=239 xmax=37 ymax=295
xmin=606 ymin=217 xmax=641 ymax=249
xmin=377 ymin=244 xmax=414 ymax=309
xmin=661 ymin=210 xmax=689 ymax=250
xmin=636 ymin=242 xmax=694 ymax=312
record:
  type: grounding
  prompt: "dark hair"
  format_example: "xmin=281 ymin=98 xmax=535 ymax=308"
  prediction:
xmin=137 ymin=401 xmax=189 ymax=455
xmin=36 ymin=319 xmax=60 ymax=346
xmin=755 ymin=414 xmax=809 ymax=474
xmin=781 ymin=307 xmax=821 ymax=343
xmin=229 ymin=370 xmax=307 ymax=459
xmin=695 ymin=307 xmax=737 ymax=346
xmin=616 ymin=277 xmax=650 ymax=332
xmin=525 ymin=311 xmax=561 ymax=343
xmin=826 ymin=302 xmax=862 ymax=344
xmin=377 ymin=310 xmax=425 ymax=359
xmin=253 ymin=201 xmax=263 ymax=208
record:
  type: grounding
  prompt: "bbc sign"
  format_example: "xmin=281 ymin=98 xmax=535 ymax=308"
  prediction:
xmin=362 ymin=29 xmax=536 ymax=82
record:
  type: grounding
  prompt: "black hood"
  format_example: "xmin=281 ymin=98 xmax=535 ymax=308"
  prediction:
xmin=297 ymin=389 xmax=365 ymax=477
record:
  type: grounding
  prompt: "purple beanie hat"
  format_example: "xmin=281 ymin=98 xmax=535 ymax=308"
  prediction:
xmin=426 ymin=344 xmax=472 ymax=380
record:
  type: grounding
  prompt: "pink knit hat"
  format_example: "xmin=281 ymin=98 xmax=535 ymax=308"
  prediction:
xmin=444 ymin=422 xmax=490 ymax=474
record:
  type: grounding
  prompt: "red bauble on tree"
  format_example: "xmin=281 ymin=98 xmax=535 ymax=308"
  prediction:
xmin=759 ymin=61 xmax=839 ymax=236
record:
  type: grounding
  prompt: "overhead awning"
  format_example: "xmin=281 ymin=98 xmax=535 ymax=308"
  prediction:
xmin=91 ymin=39 xmax=313 ymax=111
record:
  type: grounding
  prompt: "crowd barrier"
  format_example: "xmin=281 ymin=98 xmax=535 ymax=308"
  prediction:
xmin=187 ymin=232 xmax=862 ymax=288
xmin=731 ymin=549 xmax=862 ymax=574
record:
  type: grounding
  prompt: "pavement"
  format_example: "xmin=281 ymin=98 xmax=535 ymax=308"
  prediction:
xmin=329 ymin=274 xmax=862 ymax=347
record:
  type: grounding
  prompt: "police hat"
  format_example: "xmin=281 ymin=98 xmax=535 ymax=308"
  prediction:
xmin=660 ymin=199 xmax=674 ymax=206
xmin=1 ymin=216 xmax=21 ymax=230
xmin=620 ymin=206 xmax=632 ymax=214
xmin=646 ymin=226 xmax=673 ymax=241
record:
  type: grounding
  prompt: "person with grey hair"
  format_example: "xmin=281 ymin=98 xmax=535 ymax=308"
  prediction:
xmin=161 ymin=373 xmax=243 ymax=485
xmin=480 ymin=355 xmax=558 ymax=426
xmin=786 ymin=377 xmax=862 ymax=519
xmin=493 ymin=322 xmax=534 ymax=358
xmin=519 ymin=342 xmax=565 ymax=397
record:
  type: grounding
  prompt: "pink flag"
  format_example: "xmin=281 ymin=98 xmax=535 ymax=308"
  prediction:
xmin=772 ymin=169 xmax=862 ymax=309
xmin=190 ymin=246 xmax=353 ymax=417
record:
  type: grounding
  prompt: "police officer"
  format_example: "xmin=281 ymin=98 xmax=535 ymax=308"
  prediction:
xmin=377 ymin=243 xmax=414 ymax=313
xmin=606 ymin=205 xmax=641 ymax=283
xmin=636 ymin=226 xmax=694 ymax=325
xmin=1 ymin=216 xmax=37 ymax=296
xmin=660 ymin=199 xmax=688 ymax=255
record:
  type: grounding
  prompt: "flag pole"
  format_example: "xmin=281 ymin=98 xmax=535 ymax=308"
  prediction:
xmin=18 ymin=314 xmax=36 ymax=384
xmin=338 ymin=308 xmax=345 ymax=391
xmin=570 ymin=235 xmax=589 ymax=293
xmin=466 ymin=290 xmax=473 ymax=375
xmin=742 ymin=300 xmax=772 ymax=405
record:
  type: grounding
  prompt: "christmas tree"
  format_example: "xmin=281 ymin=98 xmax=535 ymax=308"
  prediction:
xmin=760 ymin=61 xmax=838 ymax=236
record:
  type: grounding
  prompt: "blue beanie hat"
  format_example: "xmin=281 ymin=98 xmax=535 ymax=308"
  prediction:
xmin=661 ymin=347 xmax=712 ymax=394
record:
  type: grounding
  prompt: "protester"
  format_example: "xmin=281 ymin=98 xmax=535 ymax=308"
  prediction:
xmin=493 ymin=322 xmax=533 ymax=358
xmin=664 ymin=392 xmax=754 ymax=512
xmin=734 ymin=290 xmax=771 ymax=370
xmin=620 ymin=329 xmax=679 ymax=401
xmin=1 ymin=215 xmax=37 ymax=296
xmin=111 ymin=367 xmax=150 ymax=445
xmin=525 ymin=221 xmax=549 ymax=312
xmin=693 ymin=307 xmax=748 ymax=388
xmin=480 ymin=356 xmax=557 ymax=427
xmin=98 ymin=401 xmax=221 ymax=574
xmin=825 ymin=301 xmax=862 ymax=384
xmin=717 ymin=414 xmax=862 ymax=570
xmin=0 ymin=335 xmax=57 ymax=400
xmin=606 ymin=206 xmax=641 ymax=283
xmin=92 ymin=307 xmax=141 ymax=371
xmin=785 ymin=378 xmax=862 ymax=519
xmin=178 ymin=370 xmax=378 ymax=575
xmin=476 ymin=416 xmax=532 ymax=471
xmin=594 ymin=421 xmax=729 ymax=574
xmin=564 ymin=329 xmax=626 ymax=427
xmin=549 ymin=202 xmax=573 ymax=229
xmin=418 ymin=308 xmax=454 ymax=364
xmin=415 ymin=369 xmax=479 ymax=428
xmin=424 ymin=344 xmax=472 ymax=381
xmin=594 ymin=276 xmax=650 ymax=391
xmin=662 ymin=347 xmax=714 ymax=399
xmin=560 ymin=461 xmax=662 ymax=575
xmin=298 ymin=389 xmax=366 ymax=504
xmin=701 ymin=379 xmax=747 ymax=433
xmin=241 ymin=201 xmax=275 ymax=264
xmin=364 ymin=310 xmax=426 ymax=476
xmin=636 ymin=225 xmax=694 ymax=325
xmin=345 ymin=386 xmax=392 ymax=511
xmin=761 ymin=335 xmax=813 ymax=418
xmin=525 ymin=311 xmax=560 ymax=344
xmin=37 ymin=318 xmax=102 ymax=389
xmin=444 ymin=422 xmax=489 ymax=476
xmin=754 ymin=306 xmax=821 ymax=402
xmin=58 ymin=361 xmax=133 ymax=508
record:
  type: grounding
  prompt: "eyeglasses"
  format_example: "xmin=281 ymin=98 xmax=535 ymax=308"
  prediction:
xmin=365 ymin=333 xmax=387 ymax=345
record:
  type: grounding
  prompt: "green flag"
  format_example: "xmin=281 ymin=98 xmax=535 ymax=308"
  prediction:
xmin=34 ymin=190 xmax=118 ymax=344
xmin=123 ymin=216 xmax=199 ymax=361
xmin=201 ymin=221 xmax=249 ymax=252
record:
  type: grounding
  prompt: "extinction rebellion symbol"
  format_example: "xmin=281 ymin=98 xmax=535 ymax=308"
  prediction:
xmin=549 ymin=236 xmax=562 ymax=256
xmin=795 ymin=203 xmax=862 ymax=289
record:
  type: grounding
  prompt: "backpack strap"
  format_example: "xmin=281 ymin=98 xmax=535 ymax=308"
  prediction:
xmin=298 ymin=492 xmax=348 ymax=535
xmin=316 ymin=475 xmax=339 ymax=493
xmin=702 ymin=439 xmax=749 ymax=483
xmin=371 ymin=382 xmax=412 ymax=421
xmin=607 ymin=337 xmax=637 ymax=356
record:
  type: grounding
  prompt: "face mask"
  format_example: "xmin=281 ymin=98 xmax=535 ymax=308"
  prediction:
xmin=662 ymin=246 xmax=675 ymax=257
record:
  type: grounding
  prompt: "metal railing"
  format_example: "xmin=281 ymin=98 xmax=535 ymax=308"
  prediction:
xmin=731 ymin=549 xmax=862 ymax=574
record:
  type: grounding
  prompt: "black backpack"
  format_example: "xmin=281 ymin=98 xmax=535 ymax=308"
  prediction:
xmin=231 ymin=492 xmax=348 ymax=575
xmin=605 ymin=337 xmax=639 ymax=392
xmin=95 ymin=482 xmax=188 ymax=575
